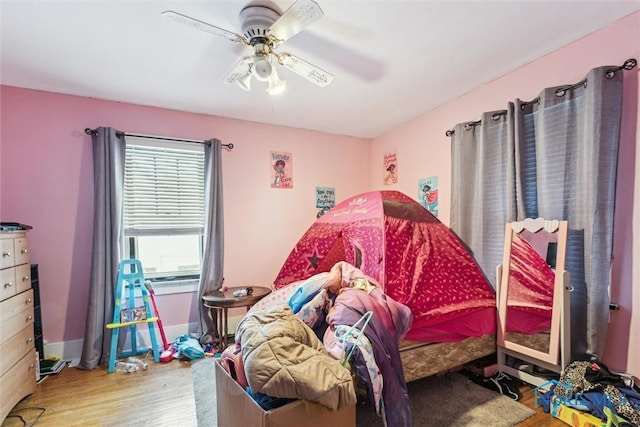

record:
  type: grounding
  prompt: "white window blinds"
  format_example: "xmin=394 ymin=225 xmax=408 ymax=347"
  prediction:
xmin=124 ymin=139 xmax=205 ymax=235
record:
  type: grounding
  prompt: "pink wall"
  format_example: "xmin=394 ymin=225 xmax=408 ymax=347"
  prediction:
xmin=372 ymin=12 xmax=640 ymax=376
xmin=0 ymin=88 xmax=371 ymax=345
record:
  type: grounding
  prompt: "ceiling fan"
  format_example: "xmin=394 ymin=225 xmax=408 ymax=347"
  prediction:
xmin=162 ymin=0 xmax=333 ymax=94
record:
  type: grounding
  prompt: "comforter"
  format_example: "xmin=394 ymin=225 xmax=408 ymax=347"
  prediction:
xmin=235 ymin=305 xmax=356 ymax=411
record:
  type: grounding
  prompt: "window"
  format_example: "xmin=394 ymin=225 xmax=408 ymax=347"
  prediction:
xmin=123 ymin=137 xmax=205 ymax=293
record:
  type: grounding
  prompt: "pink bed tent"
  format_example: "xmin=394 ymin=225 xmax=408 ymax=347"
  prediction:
xmin=274 ymin=190 xmax=496 ymax=342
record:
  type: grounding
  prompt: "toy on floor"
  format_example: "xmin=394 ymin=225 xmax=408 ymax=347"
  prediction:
xmin=162 ymin=334 xmax=205 ymax=361
xmin=144 ymin=280 xmax=170 ymax=351
xmin=115 ymin=361 xmax=138 ymax=373
xmin=160 ymin=342 xmax=179 ymax=363
xmin=106 ymin=259 xmax=160 ymax=373
xmin=127 ymin=356 xmax=149 ymax=370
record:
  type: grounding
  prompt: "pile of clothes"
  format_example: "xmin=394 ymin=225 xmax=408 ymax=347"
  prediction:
xmin=228 ymin=261 xmax=414 ymax=427
xmin=539 ymin=360 xmax=640 ymax=425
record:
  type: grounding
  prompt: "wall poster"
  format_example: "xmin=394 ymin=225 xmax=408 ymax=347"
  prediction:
xmin=383 ymin=151 xmax=398 ymax=185
xmin=270 ymin=151 xmax=293 ymax=189
xmin=315 ymin=186 xmax=335 ymax=218
xmin=418 ymin=176 xmax=439 ymax=217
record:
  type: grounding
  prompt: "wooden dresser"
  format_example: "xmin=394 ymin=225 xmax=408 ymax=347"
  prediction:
xmin=0 ymin=231 xmax=36 ymax=423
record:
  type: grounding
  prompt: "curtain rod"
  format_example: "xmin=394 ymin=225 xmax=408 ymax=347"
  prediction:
xmin=444 ymin=57 xmax=637 ymax=137
xmin=84 ymin=128 xmax=234 ymax=150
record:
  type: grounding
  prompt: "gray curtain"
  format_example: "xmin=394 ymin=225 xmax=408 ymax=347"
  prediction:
xmin=450 ymin=65 xmax=624 ymax=359
xmin=515 ymin=66 xmax=623 ymax=358
xmin=450 ymin=108 xmax=516 ymax=288
xmin=197 ymin=139 xmax=225 ymax=345
xmin=78 ymin=127 xmax=126 ymax=370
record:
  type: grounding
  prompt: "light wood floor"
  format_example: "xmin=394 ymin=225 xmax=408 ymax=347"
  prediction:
xmin=2 ymin=357 xmax=197 ymax=427
xmin=515 ymin=382 xmax=567 ymax=427
xmin=2 ymin=358 xmax=567 ymax=427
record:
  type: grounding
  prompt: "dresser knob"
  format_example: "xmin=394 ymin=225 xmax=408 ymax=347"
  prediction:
xmin=27 ymin=337 xmax=33 ymax=343
xmin=27 ymin=315 xmax=33 ymax=321
xmin=26 ymin=298 xmax=32 ymax=304
xmin=22 ymin=275 xmax=30 ymax=281
xmin=3 ymin=282 xmax=12 ymax=288
xmin=21 ymin=249 xmax=29 ymax=254
xmin=2 ymin=251 xmax=11 ymax=257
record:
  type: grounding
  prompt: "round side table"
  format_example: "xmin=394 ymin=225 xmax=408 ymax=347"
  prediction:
xmin=202 ymin=286 xmax=271 ymax=349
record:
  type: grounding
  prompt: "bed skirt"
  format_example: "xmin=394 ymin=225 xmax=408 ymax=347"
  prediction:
xmin=399 ymin=334 xmax=496 ymax=383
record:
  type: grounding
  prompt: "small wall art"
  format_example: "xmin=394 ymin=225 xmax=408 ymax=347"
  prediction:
xmin=418 ymin=176 xmax=438 ymax=217
xmin=315 ymin=186 xmax=335 ymax=218
xmin=270 ymin=151 xmax=293 ymax=189
xmin=383 ymin=151 xmax=398 ymax=185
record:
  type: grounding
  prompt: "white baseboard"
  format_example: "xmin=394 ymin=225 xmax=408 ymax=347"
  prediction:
xmin=44 ymin=315 xmax=245 ymax=366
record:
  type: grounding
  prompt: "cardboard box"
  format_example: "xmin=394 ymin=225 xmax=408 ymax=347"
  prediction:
xmin=550 ymin=396 xmax=606 ymax=427
xmin=215 ymin=359 xmax=356 ymax=427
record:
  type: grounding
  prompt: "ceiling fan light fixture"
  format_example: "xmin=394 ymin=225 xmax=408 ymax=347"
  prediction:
xmin=236 ymin=71 xmax=252 ymax=91
xmin=253 ymin=54 xmax=273 ymax=81
xmin=267 ymin=70 xmax=286 ymax=95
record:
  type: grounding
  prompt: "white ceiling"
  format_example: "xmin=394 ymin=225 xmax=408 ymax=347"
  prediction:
xmin=1 ymin=1 xmax=638 ymax=139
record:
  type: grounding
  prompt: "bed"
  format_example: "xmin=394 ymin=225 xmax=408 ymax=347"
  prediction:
xmin=250 ymin=267 xmax=496 ymax=384
xmin=270 ymin=190 xmax=497 ymax=381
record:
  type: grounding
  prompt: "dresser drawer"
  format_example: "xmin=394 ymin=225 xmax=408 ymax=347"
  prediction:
xmin=0 ymin=267 xmax=16 ymax=302
xmin=0 ymin=239 xmax=15 ymax=270
xmin=0 ymin=348 xmax=37 ymax=423
xmin=0 ymin=304 xmax=34 ymax=343
xmin=13 ymin=238 xmax=30 ymax=266
xmin=15 ymin=264 xmax=32 ymax=294
xmin=0 ymin=289 xmax=34 ymax=324
xmin=0 ymin=323 xmax=34 ymax=377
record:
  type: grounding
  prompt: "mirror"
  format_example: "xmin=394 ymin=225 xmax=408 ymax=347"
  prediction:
xmin=497 ymin=218 xmax=569 ymax=368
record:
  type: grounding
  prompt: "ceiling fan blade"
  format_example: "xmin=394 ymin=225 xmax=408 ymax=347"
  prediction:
xmin=277 ymin=53 xmax=333 ymax=87
xmin=268 ymin=0 xmax=324 ymax=43
xmin=224 ymin=56 xmax=254 ymax=85
xmin=162 ymin=10 xmax=245 ymax=44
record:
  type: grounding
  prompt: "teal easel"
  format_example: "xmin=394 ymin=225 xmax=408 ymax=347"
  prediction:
xmin=107 ymin=259 xmax=160 ymax=373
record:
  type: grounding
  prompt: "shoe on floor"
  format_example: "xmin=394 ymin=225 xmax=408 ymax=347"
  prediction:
xmin=469 ymin=371 xmax=521 ymax=400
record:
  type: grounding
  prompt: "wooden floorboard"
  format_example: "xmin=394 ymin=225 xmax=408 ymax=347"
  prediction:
xmin=515 ymin=382 xmax=566 ymax=427
xmin=1 ymin=358 xmax=568 ymax=426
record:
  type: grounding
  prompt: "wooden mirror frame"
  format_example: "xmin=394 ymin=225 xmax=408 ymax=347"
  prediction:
xmin=497 ymin=218 xmax=571 ymax=387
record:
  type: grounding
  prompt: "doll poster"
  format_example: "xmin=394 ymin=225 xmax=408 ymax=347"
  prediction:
xmin=418 ymin=176 xmax=438 ymax=217
xmin=270 ymin=151 xmax=293 ymax=189
xmin=383 ymin=151 xmax=398 ymax=185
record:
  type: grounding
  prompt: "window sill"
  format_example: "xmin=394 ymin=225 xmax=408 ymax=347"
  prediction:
xmin=152 ymin=278 xmax=199 ymax=295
